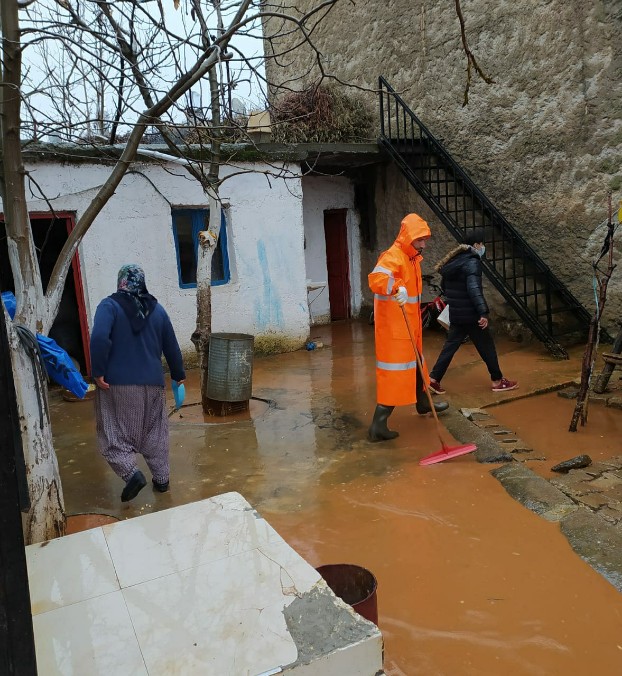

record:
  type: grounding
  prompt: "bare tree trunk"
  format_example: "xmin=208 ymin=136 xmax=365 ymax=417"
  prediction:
xmin=1 ymin=0 xmax=66 ymax=542
xmin=190 ymin=1 xmax=225 ymax=412
xmin=7 ymin=320 xmax=65 ymax=542
xmin=569 ymin=206 xmax=616 ymax=432
xmin=193 ymin=195 xmax=221 ymax=412
xmin=1 ymin=0 xmax=45 ymax=327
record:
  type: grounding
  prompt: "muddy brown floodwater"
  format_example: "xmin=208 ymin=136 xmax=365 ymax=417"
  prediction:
xmin=51 ymin=322 xmax=622 ymax=674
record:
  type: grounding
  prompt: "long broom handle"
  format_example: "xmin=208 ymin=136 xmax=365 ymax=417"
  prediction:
xmin=400 ymin=305 xmax=445 ymax=439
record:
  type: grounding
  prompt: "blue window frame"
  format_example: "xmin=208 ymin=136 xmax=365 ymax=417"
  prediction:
xmin=172 ymin=208 xmax=230 ymax=288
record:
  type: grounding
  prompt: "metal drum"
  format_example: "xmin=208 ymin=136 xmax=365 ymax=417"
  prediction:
xmin=206 ymin=333 xmax=254 ymax=402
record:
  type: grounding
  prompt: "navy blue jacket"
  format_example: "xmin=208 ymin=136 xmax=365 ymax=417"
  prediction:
xmin=435 ymin=245 xmax=489 ymax=325
xmin=90 ymin=297 xmax=185 ymax=385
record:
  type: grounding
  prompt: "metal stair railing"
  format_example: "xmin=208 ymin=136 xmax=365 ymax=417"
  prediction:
xmin=378 ymin=76 xmax=591 ymax=358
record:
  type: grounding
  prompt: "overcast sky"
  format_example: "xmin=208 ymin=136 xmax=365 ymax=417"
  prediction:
xmin=20 ymin=1 xmax=267 ymax=139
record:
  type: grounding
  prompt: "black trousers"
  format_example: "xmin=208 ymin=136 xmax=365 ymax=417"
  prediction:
xmin=430 ymin=323 xmax=503 ymax=382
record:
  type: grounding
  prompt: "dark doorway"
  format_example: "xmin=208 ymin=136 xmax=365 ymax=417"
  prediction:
xmin=0 ymin=213 xmax=90 ymax=374
xmin=323 ymin=209 xmax=351 ymax=321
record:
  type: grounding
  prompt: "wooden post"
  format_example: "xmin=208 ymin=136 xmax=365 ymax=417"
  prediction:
xmin=0 ymin=312 xmax=38 ymax=675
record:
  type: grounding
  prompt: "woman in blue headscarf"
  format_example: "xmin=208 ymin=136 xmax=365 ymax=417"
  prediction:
xmin=90 ymin=264 xmax=186 ymax=502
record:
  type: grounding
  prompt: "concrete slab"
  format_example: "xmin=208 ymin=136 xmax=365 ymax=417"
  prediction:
xmin=26 ymin=493 xmax=383 ymax=675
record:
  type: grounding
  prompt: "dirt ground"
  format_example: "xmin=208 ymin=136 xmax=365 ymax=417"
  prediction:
xmin=51 ymin=321 xmax=622 ymax=675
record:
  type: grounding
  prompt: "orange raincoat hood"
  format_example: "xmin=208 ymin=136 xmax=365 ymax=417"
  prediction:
xmin=394 ymin=213 xmax=431 ymax=257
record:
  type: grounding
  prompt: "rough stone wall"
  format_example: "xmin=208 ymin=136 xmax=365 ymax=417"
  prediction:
xmin=265 ymin=0 xmax=622 ymax=333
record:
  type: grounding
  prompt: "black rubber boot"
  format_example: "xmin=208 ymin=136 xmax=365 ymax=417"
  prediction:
xmin=368 ymin=404 xmax=399 ymax=442
xmin=415 ymin=372 xmax=449 ymax=415
xmin=416 ymin=398 xmax=450 ymax=415
xmin=152 ymin=479 xmax=170 ymax=493
xmin=121 ymin=470 xmax=147 ymax=502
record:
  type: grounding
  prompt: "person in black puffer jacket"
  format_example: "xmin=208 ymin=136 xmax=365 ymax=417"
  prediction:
xmin=428 ymin=229 xmax=518 ymax=394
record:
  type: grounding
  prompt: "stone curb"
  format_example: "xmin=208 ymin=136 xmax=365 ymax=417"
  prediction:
xmin=560 ymin=509 xmax=622 ymax=592
xmin=491 ymin=464 xmax=577 ymax=521
xmin=441 ymin=409 xmax=514 ymax=463
xmin=453 ymin=408 xmax=543 ymax=464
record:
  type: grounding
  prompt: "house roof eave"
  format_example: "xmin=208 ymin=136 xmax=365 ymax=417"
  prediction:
xmin=20 ymin=141 xmax=384 ymax=169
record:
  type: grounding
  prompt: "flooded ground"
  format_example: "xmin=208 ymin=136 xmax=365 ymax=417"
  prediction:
xmin=50 ymin=321 xmax=622 ymax=675
xmin=491 ymin=391 xmax=622 ymax=478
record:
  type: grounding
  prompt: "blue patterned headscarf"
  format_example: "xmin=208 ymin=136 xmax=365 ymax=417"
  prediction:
xmin=111 ymin=264 xmax=157 ymax=333
xmin=117 ymin=264 xmax=147 ymax=294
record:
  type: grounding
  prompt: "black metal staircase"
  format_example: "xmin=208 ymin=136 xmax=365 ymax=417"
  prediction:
xmin=378 ymin=76 xmax=591 ymax=359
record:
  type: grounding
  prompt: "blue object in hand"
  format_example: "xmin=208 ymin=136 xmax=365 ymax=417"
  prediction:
xmin=172 ymin=381 xmax=185 ymax=409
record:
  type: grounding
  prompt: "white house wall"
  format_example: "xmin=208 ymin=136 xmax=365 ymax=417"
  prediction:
xmin=301 ymin=175 xmax=362 ymax=324
xmin=9 ymin=159 xmax=309 ymax=359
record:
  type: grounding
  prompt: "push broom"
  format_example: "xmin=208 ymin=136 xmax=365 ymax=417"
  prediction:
xmin=400 ymin=306 xmax=477 ymax=465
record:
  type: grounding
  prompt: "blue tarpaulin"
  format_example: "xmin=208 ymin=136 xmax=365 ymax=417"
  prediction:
xmin=2 ymin=291 xmax=89 ymax=399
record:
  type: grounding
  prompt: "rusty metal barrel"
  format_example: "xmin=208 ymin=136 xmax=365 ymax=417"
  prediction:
xmin=316 ymin=563 xmax=378 ymax=625
xmin=207 ymin=333 xmax=254 ymax=403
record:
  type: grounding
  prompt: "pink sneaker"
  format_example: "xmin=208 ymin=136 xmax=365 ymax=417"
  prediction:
xmin=492 ymin=378 xmax=518 ymax=392
xmin=428 ymin=379 xmax=446 ymax=395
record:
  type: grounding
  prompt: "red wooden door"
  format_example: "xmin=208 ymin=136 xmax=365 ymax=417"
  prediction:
xmin=323 ymin=210 xmax=351 ymax=320
xmin=31 ymin=213 xmax=91 ymax=375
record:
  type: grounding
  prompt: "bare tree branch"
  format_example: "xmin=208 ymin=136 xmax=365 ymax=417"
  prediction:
xmin=454 ymin=0 xmax=495 ymax=106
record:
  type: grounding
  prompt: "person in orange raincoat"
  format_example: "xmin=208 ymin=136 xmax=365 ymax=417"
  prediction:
xmin=368 ymin=213 xmax=449 ymax=442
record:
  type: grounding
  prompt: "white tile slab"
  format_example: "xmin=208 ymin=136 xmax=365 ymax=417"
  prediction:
xmin=28 ymin=493 xmax=383 ymax=675
xmin=33 ymin=591 xmax=148 ymax=676
xmin=257 ymin=540 xmax=322 ymax=597
xmin=122 ymin=546 xmax=307 ymax=675
xmin=26 ymin=528 xmax=119 ymax=615
xmin=103 ymin=492 xmax=277 ymax=588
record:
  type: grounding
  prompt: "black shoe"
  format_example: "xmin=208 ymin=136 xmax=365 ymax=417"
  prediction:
xmin=121 ymin=470 xmax=147 ymax=502
xmin=152 ymin=479 xmax=170 ymax=493
xmin=416 ymin=400 xmax=450 ymax=415
xmin=368 ymin=404 xmax=399 ymax=442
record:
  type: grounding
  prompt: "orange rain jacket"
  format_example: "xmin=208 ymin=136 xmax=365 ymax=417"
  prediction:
xmin=368 ymin=214 xmax=431 ymax=406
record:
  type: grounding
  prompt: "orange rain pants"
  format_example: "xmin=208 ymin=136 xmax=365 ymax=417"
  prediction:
xmin=368 ymin=214 xmax=431 ymax=407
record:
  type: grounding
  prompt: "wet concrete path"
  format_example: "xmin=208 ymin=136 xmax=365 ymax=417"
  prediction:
xmin=51 ymin=322 xmax=622 ymax=675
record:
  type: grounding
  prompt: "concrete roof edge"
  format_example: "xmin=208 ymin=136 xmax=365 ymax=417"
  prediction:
xmin=20 ymin=141 xmax=383 ymax=165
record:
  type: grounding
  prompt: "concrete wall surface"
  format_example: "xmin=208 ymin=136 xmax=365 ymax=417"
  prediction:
xmin=265 ymin=0 xmax=622 ymax=330
xmin=302 ymin=175 xmax=362 ymax=324
xmin=2 ymin=159 xmax=319 ymax=358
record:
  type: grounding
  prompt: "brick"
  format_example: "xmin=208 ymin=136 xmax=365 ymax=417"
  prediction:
xmin=602 ymin=456 xmax=622 ymax=470
xmin=550 ymin=469 xmax=595 ymax=488
xmin=550 ymin=477 xmax=600 ymax=498
xmin=597 ymin=507 xmax=622 ymax=525
xmin=589 ymin=473 xmax=622 ymax=491
xmin=577 ymin=493 xmax=609 ymax=509
xmin=585 ymin=462 xmax=618 ymax=477
xmin=601 ymin=484 xmax=622 ymax=504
